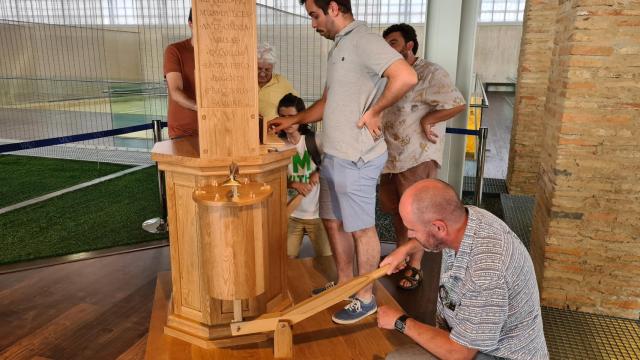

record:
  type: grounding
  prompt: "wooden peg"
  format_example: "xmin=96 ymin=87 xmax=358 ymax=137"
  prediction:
xmin=233 ymin=299 xmax=243 ymax=322
xmin=273 ymin=321 xmax=292 ymax=359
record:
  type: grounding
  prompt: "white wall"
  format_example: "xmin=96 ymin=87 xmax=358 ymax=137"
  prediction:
xmin=473 ymin=24 xmax=522 ymax=84
xmin=427 ymin=0 xmax=480 ymax=196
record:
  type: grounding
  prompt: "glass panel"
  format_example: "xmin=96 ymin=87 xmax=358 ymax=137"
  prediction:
xmin=492 ymin=11 xmax=505 ymax=22
xmin=480 ymin=12 xmax=493 ymax=22
xmin=481 ymin=1 xmax=495 ymax=11
xmin=506 ymin=0 xmax=519 ymax=11
xmin=493 ymin=0 xmax=507 ymax=11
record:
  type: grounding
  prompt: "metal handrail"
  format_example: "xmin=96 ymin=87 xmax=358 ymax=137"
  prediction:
xmin=474 ymin=128 xmax=489 ymax=206
xmin=477 ymin=74 xmax=490 ymax=109
xmin=468 ymin=74 xmax=489 ymax=109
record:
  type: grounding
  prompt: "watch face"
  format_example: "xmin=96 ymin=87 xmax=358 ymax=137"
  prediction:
xmin=395 ymin=318 xmax=406 ymax=333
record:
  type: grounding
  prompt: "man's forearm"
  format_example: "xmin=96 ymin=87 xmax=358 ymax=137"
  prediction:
xmin=421 ymin=105 xmax=466 ymax=126
xmin=369 ymin=60 xmax=418 ymax=115
xmin=170 ymin=89 xmax=197 ymax=111
xmin=405 ymin=238 xmax=425 ymax=256
xmin=297 ymin=97 xmax=325 ymax=125
xmin=404 ymin=319 xmax=477 ymax=360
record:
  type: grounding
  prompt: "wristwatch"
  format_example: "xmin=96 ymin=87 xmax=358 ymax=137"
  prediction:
xmin=394 ymin=314 xmax=410 ymax=334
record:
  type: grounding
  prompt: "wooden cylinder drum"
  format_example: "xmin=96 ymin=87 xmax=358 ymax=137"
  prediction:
xmin=194 ymin=183 xmax=272 ymax=300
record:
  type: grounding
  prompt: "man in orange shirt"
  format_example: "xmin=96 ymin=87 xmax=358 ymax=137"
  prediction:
xmin=163 ymin=9 xmax=197 ymax=138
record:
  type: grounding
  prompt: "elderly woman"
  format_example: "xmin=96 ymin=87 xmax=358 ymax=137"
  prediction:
xmin=257 ymin=43 xmax=298 ymax=143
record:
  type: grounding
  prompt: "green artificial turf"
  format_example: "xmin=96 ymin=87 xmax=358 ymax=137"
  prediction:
xmin=0 ymin=166 xmax=166 ymax=265
xmin=0 ymin=155 xmax=132 ymax=208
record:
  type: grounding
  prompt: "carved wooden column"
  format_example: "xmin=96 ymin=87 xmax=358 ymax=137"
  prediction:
xmin=150 ymin=0 xmax=294 ymax=348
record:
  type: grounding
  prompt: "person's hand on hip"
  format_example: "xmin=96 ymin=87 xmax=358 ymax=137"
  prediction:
xmin=357 ymin=109 xmax=383 ymax=140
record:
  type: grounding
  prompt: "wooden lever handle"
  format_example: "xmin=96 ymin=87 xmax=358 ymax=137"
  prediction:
xmin=286 ymin=194 xmax=303 ymax=217
xmin=231 ymin=265 xmax=391 ymax=336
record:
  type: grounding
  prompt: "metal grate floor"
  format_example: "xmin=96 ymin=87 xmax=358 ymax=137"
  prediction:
xmin=500 ymin=193 xmax=534 ymax=250
xmin=463 ymin=176 xmax=508 ymax=194
xmin=543 ymin=306 xmax=640 ymax=359
xmin=376 ymin=196 xmax=397 ymax=243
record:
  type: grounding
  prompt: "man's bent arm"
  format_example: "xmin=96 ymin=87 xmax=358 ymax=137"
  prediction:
xmin=403 ymin=319 xmax=479 ymax=360
xmin=421 ymin=104 xmax=466 ymax=126
xmin=369 ymin=59 xmax=418 ymax=116
xmin=166 ymin=72 xmax=197 ymax=111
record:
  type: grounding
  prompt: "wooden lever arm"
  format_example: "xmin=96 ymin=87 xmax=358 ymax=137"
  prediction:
xmin=231 ymin=265 xmax=391 ymax=336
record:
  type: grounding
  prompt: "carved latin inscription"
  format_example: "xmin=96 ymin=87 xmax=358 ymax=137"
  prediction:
xmin=196 ymin=0 xmax=256 ymax=109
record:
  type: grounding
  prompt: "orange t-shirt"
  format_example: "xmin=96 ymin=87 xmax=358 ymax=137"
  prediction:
xmin=163 ymin=39 xmax=197 ymax=138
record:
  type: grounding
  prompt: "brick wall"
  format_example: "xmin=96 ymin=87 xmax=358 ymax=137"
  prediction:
xmin=530 ymin=0 xmax=640 ymax=319
xmin=507 ymin=0 xmax=559 ymax=195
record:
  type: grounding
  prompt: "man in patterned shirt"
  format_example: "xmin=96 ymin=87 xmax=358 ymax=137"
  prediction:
xmin=378 ymin=179 xmax=549 ymax=360
xmin=379 ymin=23 xmax=466 ymax=292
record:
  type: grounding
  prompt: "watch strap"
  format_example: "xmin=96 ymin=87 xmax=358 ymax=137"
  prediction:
xmin=395 ymin=314 xmax=410 ymax=333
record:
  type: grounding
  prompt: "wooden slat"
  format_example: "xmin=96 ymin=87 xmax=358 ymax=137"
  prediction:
xmin=192 ymin=0 xmax=259 ymax=159
xmin=231 ymin=265 xmax=390 ymax=335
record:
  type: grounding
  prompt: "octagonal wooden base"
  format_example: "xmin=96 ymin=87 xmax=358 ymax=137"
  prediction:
xmin=144 ymin=258 xmax=413 ymax=359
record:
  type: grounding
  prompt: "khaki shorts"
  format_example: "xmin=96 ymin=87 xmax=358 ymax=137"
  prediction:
xmin=287 ymin=217 xmax=332 ymax=258
xmin=378 ymin=160 xmax=439 ymax=214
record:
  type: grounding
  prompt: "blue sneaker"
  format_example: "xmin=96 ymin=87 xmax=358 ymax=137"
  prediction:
xmin=331 ymin=296 xmax=377 ymax=324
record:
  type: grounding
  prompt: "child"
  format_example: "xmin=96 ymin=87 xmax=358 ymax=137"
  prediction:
xmin=277 ymin=93 xmax=331 ymax=259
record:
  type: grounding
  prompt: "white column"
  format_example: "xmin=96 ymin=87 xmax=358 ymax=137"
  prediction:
xmin=425 ymin=0 xmax=480 ymax=196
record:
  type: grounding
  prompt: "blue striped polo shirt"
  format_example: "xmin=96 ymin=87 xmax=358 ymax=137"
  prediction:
xmin=437 ymin=206 xmax=549 ymax=359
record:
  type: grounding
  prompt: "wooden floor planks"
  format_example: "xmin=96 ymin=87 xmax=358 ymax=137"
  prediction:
xmin=0 ymin=245 xmax=441 ymax=359
xmin=0 ymin=247 xmax=170 ymax=360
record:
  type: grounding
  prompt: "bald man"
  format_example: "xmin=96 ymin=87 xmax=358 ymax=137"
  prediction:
xmin=378 ymin=180 xmax=548 ymax=360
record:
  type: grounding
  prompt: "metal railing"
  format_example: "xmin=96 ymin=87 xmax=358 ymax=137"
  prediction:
xmin=143 ymin=119 xmax=168 ymax=234
xmin=445 ymin=126 xmax=489 ymax=206
xmin=466 ymin=74 xmax=490 ymax=205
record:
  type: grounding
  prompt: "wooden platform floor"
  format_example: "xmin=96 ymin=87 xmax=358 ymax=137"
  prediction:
xmin=0 ymin=246 xmax=428 ymax=360
xmin=0 ymin=247 xmax=171 ymax=360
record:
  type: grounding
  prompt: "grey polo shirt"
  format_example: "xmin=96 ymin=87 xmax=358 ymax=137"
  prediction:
xmin=437 ymin=206 xmax=549 ymax=359
xmin=322 ymin=21 xmax=402 ymax=162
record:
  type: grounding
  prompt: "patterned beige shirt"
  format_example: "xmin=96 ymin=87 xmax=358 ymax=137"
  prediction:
xmin=382 ymin=58 xmax=465 ymax=173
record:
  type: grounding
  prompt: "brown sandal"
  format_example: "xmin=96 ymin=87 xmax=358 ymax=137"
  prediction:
xmin=397 ymin=266 xmax=423 ymax=290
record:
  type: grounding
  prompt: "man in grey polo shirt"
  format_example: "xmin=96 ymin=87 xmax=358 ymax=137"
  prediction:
xmin=377 ymin=179 xmax=549 ymax=359
xmin=269 ymin=0 xmax=417 ymax=324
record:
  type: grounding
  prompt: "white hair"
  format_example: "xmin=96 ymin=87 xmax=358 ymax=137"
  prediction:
xmin=257 ymin=42 xmax=277 ymax=64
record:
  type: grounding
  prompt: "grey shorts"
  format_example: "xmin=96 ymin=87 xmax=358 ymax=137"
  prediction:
xmin=319 ymin=152 xmax=387 ymax=232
